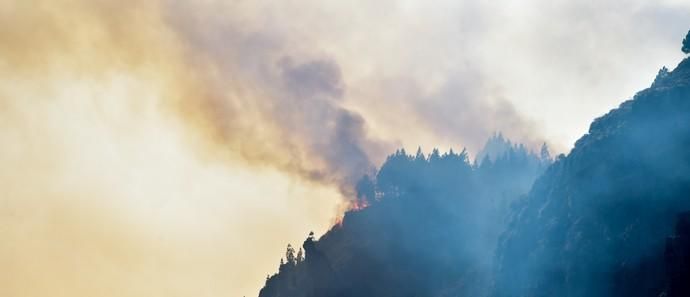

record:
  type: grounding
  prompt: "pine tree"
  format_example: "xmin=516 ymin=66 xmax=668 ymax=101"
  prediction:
xmin=286 ymin=244 xmax=296 ymax=265
xmin=459 ymin=148 xmax=469 ymax=163
xmin=540 ymin=143 xmax=552 ymax=162
xmin=296 ymin=248 xmax=304 ymax=263
xmin=683 ymin=29 xmax=690 ymax=54
xmin=429 ymin=148 xmax=441 ymax=162
xmin=415 ymin=146 xmax=425 ymax=161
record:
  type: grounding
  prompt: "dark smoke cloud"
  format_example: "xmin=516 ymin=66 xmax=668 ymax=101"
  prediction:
xmin=280 ymin=58 xmax=345 ymax=100
xmin=161 ymin=4 xmax=391 ymax=196
xmin=161 ymin=0 xmax=690 ymax=196
xmin=277 ymin=57 xmax=381 ymax=192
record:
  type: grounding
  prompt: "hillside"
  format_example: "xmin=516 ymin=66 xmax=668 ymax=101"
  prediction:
xmin=494 ymin=57 xmax=690 ymax=297
xmin=260 ymin=143 xmax=549 ymax=297
xmin=258 ymin=55 xmax=690 ymax=297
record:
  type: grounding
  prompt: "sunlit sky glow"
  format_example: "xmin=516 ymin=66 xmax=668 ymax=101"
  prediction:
xmin=1 ymin=1 xmax=690 ymax=296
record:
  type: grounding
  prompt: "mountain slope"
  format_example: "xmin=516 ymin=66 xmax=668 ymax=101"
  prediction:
xmin=257 ymin=55 xmax=690 ymax=297
xmin=259 ymin=145 xmax=549 ymax=297
xmin=494 ymin=57 xmax=690 ymax=297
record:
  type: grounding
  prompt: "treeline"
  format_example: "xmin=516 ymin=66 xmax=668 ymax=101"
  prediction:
xmin=258 ymin=34 xmax=690 ymax=297
xmin=260 ymin=136 xmax=552 ymax=297
xmin=494 ymin=57 xmax=690 ymax=297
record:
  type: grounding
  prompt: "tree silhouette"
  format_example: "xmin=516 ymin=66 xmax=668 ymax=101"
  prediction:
xmin=540 ymin=143 xmax=552 ymax=162
xmin=429 ymin=148 xmax=441 ymax=163
xmin=296 ymin=247 xmax=304 ymax=263
xmin=286 ymin=244 xmax=296 ymax=265
xmin=683 ymin=29 xmax=690 ymax=54
xmin=653 ymin=66 xmax=670 ymax=86
xmin=415 ymin=146 xmax=425 ymax=161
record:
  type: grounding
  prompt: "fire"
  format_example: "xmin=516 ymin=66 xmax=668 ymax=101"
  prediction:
xmin=349 ymin=199 xmax=370 ymax=211
xmin=331 ymin=198 xmax=370 ymax=228
xmin=333 ymin=215 xmax=344 ymax=228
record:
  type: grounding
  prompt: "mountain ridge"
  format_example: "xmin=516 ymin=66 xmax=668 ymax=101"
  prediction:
xmin=494 ymin=56 xmax=690 ymax=297
xmin=258 ymin=56 xmax=690 ymax=297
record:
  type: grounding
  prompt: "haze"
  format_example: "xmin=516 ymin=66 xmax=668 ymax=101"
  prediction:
xmin=1 ymin=1 xmax=689 ymax=297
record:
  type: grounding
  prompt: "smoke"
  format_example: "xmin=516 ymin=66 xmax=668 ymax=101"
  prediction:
xmin=276 ymin=57 xmax=384 ymax=191
xmin=154 ymin=3 xmax=394 ymax=196
xmin=0 ymin=2 xmax=344 ymax=297
xmin=2 ymin=1 xmax=690 ymax=297
xmin=158 ymin=0 xmax=549 ymax=183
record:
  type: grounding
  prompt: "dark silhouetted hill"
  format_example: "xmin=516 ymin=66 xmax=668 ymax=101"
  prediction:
xmin=258 ymin=55 xmax=690 ymax=297
xmin=260 ymin=144 xmax=549 ymax=297
xmin=494 ymin=57 xmax=690 ymax=297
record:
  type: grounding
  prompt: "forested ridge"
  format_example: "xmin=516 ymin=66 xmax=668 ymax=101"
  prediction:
xmin=259 ymin=43 xmax=690 ymax=297
xmin=260 ymin=136 xmax=550 ymax=297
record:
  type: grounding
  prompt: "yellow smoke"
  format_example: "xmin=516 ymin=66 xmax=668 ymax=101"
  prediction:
xmin=0 ymin=0 xmax=565 ymax=295
xmin=0 ymin=1 xmax=343 ymax=297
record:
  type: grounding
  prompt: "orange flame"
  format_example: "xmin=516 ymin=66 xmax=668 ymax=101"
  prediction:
xmin=349 ymin=199 xmax=369 ymax=211
xmin=331 ymin=198 xmax=370 ymax=228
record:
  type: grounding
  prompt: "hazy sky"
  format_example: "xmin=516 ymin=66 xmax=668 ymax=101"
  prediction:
xmin=1 ymin=1 xmax=689 ymax=297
